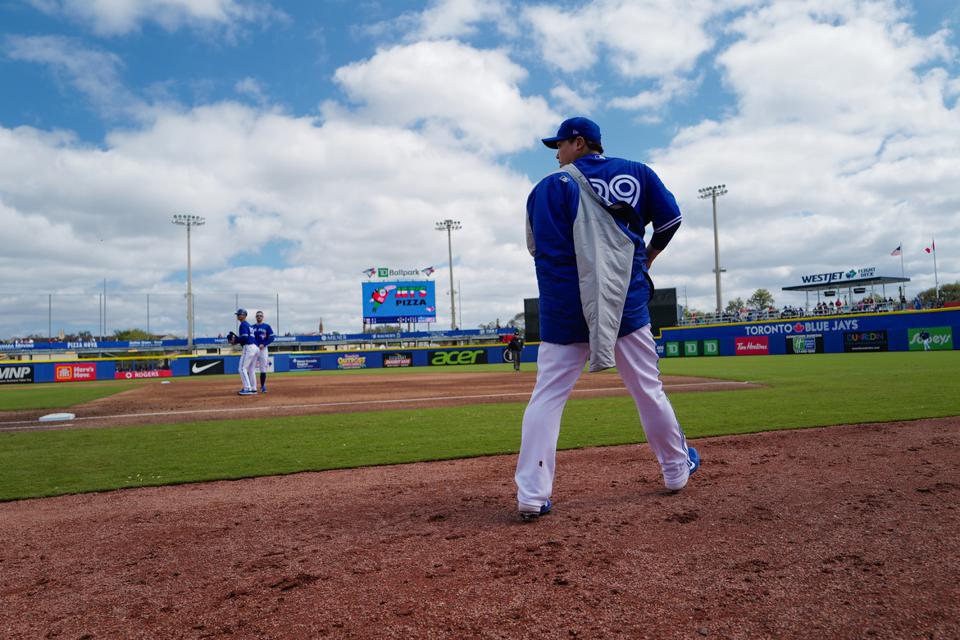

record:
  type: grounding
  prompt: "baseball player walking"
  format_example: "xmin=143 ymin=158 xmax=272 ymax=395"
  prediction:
xmin=507 ymin=333 xmax=524 ymax=372
xmin=235 ymin=308 xmax=259 ymax=396
xmin=515 ymin=117 xmax=699 ymax=521
xmin=252 ymin=310 xmax=275 ymax=393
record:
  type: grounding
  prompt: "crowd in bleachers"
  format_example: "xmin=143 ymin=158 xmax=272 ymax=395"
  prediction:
xmin=680 ymin=294 xmax=919 ymax=326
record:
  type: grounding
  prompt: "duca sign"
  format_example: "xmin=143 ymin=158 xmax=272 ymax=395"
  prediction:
xmin=430 ymin=350 xmax=487 ymax=366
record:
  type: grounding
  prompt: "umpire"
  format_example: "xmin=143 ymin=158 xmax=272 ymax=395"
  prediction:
xmin=507 ymin=333 xmax=524 ymax=371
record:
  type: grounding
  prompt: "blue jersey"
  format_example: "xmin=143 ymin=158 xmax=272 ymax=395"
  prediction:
xmin=253 ymin=323 xmax=274 ymax=348
xmin=527 ymin=154 xmax=682 ymax=345
xmin=237 ymin=320 xmax=253 ymax=346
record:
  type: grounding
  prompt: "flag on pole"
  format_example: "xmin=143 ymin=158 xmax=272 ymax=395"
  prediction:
xmin=925 ymin=241 xmax=935 ymax=254
xmin=890 ymin=245 xmax=902 ymax=256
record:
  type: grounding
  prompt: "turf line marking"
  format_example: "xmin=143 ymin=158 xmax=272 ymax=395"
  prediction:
xmin=0 ymin=380 xmax=751 ymax=431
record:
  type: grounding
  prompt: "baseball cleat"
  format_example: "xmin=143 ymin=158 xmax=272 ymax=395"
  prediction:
xmin=259 ymin=386 xmax=267 ymax=393
xmin=238 ymin=389 xmax=256 ymax=396
xmin=519 ymin=498 xmax=552 ymax=522
xmin=664 ymin=447 xmax=701 ymax=492
xmin=687 ymin=446 xmax=700 ymax=476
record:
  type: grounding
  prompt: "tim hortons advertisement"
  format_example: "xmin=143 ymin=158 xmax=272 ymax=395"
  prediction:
xmin=428 ymin=349 xmax=488 ymax=366
xmin=735 ymin=336 xmax=769 ymax=356
xmin=0 ymin=364 xmax=34 ymax=385
xmin=843 ymin=330 xmax=888 ymax=352
xmin=55 ymin=363 xmax=97 ymax=382
xmin=188 ymin=359 xmax=225 ymax=376
xmin=383 ymin=351 xmax=414 ymax=368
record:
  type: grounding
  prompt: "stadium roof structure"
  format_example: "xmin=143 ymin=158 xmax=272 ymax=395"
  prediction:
xmin=782 ymin=275 xmax=910 ymax=293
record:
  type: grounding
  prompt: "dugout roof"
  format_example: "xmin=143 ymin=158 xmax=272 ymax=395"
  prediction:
xmin=782 ymin=276 xmax=910 ymax=293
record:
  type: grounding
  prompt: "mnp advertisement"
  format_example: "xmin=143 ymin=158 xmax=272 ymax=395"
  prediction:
xmin=362 ymin=281 xmax=437 ymax=324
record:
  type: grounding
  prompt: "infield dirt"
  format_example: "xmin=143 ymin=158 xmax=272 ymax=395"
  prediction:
xmin=1 ymin=417 xmax=957 ymax=638
xmin=0 ymin=371 xmax=755 ymax=431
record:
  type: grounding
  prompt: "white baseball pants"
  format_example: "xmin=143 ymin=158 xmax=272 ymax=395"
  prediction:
xmin=515 ymin=325 xmax=691 ymax=510
xmin=238 ymin=344 xmax=259 ymax=391
xmin=256 ymin=346 xmax=270 ymax=371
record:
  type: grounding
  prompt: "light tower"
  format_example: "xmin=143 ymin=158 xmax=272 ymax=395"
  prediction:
xmin=435 ymin=219 xmax=461 ymax=329
xmin=171 ymin=214 xmax=205 ymax=348
xmin=698 ymin=185 xmax=727 ymax=318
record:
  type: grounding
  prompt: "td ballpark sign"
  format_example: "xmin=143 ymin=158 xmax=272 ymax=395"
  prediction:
xmin=799 ymin=266 xmax=876 ymax=285
xmin=743 ymin=319 xmax=859 ymax=336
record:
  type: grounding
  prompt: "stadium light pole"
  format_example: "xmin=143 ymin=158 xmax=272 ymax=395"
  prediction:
xmin=698 ymin=185 xmax=728 ymax=318
xmin=435 ymin=219 xmax=461 ymax=330
xmin=171 ymin=214 xmax=206 ymax=349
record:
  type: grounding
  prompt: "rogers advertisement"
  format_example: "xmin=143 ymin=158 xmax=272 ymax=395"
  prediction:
xmin=735 ymin=336 xmax=769 ymax=356
xmin=55 ymin=363 xmax=97 ymax=382
xmin=114 ymin=369 xmax=173 ymax=380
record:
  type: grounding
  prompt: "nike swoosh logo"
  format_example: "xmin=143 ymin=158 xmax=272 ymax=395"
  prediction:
xmin=191 ymin=361 xmax=220 ymax=374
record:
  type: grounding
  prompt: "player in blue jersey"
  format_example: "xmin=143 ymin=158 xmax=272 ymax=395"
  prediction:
xmin=235 ymin=308 xmax=258 ymax=396
xmin=515 ymin=117 xmax=699 ymax=521
xmin=252 ymin=310 xmax=275 ymax=393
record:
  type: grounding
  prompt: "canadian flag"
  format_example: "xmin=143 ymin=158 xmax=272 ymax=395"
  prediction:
xmin=925 ymin=240 xmax=936 ymax=254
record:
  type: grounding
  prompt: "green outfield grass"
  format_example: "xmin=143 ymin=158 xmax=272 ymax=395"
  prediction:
xmin=1 ymin=351 xmax=958 ymax=501
xmin=0 ymin=381 xmax=134 ymax=411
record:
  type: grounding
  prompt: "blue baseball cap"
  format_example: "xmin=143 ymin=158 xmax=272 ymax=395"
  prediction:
xmin=541 ymin=117 xmax=601 ymax=149
xmin=235 ymin=308 xmax=247 ymax=316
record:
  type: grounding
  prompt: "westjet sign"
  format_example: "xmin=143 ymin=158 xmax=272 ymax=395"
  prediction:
xmin=800 ymin=267 xmax=876 ymax=285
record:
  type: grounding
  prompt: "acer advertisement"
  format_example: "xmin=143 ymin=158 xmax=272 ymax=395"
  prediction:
xmin=428 ymin=349 xmax=488 ymax=366
xmin=734 ymin=336 xmax=769 ymax=356
xmin=54 ymin=363 xmax=97 ymax=382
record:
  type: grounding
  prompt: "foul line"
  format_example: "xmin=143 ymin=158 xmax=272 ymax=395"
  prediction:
xmin=0 ymin=380 xmax=751 ymax=432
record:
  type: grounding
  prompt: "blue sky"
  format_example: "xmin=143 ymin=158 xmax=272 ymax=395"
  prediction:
xmin=1 ymin=0 xmax=958 ymax=337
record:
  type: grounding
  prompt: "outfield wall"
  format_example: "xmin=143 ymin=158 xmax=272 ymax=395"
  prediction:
xmin=0 ymin=344 xmax=541 ymax=385
xmin=655 ymin=308 xmax=959 ymax=357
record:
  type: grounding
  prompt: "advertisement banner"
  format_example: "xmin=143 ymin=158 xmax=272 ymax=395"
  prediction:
xmin=337 ymin=353 xmax=368 ymax=370
xmin=114 ymin=369 xmax=173 ymax=380
xmin=785 ymin=334 xmax=824 ymax=355
xmin=428 ymin=349 xmax=488 ymax=366
xmin=115 ymin=358 xmax=172 ymax=380
xmin=907 ymin=327 xmax=953 ymax=351
xmin=0 ymin=364 xmax=34 ymax=385
xmin=362 ymin=280 xmax=437 ymax=324
xmin=683 ymin=341 xmax=701 ymax=357
xmin=735 ymin=336 xmax=769 ymax=356
xmin=703 ymin=339 xmax=719 ymax=356
xmin=55 ymin=363 xmax=97 ymax=382
xmin=383 ymin=351 xmax=414 ymax=368
xmin=664 ymin=342 xmax=680 ymax=357
xmin=289 ymin=356 xmax=322 ymax=370
xmin=189 ymin=359 xmax=225 ymax=376
xmin=843 ymin=330 xmax=888 ymax=352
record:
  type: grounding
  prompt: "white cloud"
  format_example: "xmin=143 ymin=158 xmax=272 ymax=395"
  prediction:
xmin=415 ymin=0 xmax=512 ymax=40
xmin=234 ymin=77 xmax=268 ymax=105
xmin=4 ymin=35 xmax=144 ymax=118
xmin=0 ymin=102 xmax=538 ymax=336
xmin=648 ymin=0 xmax=960 ymax=312
xmin=25 ymin=0 xmax=284 ymax=37
xmin=522 ymin=0 xmax=718 ymax=78
xmin=332 ymin=40 xmax=559 ymax=154
xmin=549 ymin=83 xmax=598 ymax=114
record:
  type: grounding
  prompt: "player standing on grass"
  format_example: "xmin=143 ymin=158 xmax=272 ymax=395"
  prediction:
xmin=235 ymin=309 xmax=258 ymax=396
xmin=515 ymin=117 xmax=699 ymax=522
xmin=252 ymin=310 xmax=275 ymax=393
